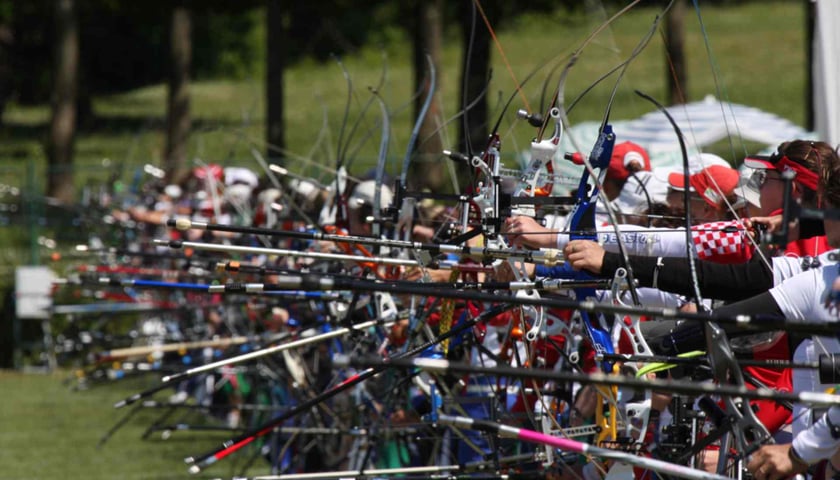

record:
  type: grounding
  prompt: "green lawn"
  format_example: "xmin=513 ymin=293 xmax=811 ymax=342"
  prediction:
xmin=0 ymin=369 xmax=266 ymax=479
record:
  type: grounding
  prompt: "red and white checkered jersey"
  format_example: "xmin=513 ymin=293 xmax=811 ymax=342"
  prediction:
xmin=690 ymin=220 xmax=753 ymax=264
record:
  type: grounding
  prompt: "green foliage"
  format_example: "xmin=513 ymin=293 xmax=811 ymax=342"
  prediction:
xmin=0 ymin=1 xmax=809 ymax=190
xmin=193 ymin=8 xmax=263 ymax=81
xmin=11 ymin=2 xmax=265 ymax=103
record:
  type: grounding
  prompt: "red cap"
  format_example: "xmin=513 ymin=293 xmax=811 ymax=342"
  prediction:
xmin=607 ymin=141 xmax=651 ymax=181
xmin=668 ymin=165 xmax=740 ymax=210
xmin=192 ymin=164 xmax=224 ymax=181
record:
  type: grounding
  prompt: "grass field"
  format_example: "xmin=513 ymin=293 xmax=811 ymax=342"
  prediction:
xmin=0 ymin=369 xmax=269 ymax=479
xmin=0 ymin=1 xmax=811 ymax=478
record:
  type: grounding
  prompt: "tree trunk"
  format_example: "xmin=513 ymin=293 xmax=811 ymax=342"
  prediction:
xmin=164 ymin=5 xmax=192 ymax=185
xmin=665 ymin=0 xmax=687 ymax=105
xmin=0 ymin=23 xmax=13 ymax=126
xmin=46 ymin=0 xmax=78 ymax=204
xmin=457 ymin=0 xmax=494 ymax=193
xmin=266 ymin=0 xmax=286 ymax=164
xmin=409 ymin=0 xmax=444 ymax=192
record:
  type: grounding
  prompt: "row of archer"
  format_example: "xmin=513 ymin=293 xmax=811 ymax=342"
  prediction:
xmin=49 ymin=124 xmax=840 ymax=480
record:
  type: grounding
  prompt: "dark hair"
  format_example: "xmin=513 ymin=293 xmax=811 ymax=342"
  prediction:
xmin=807 ymin=141 xmax=840 ymax=208
xmin=774 ymin=140 xmax=838 ymax=207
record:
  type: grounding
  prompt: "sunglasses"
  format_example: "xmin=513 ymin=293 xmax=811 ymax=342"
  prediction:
xmin=747 ymin=169 xmax=784 ymax=190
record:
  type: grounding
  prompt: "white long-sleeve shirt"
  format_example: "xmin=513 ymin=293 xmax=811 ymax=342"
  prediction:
xmin=768 ymin=256 xmax=840 ymax=437
xmin=555 ymin=220 xmax=757 ymax=264
xmin=792 ymin=406 xmax=840 ymax=464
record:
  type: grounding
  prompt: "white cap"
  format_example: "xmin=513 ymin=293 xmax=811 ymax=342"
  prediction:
xmin=164 ymin=184 xmax=182 ymax=199
xmin=288 ymin=178 xmax=321 ymax=203
xmin=225 ymin=183 xmax=254 ymax=206
xmin=688 ymin=153 xmax=730 ymax=174
xmin=224 ymin=167 xmax=259 ymax=188
xmin=257 ymin=188 xmax=282 ymax=204
xmin=348 ymin=180 xmax=393 ymax=210
xmin=654 ymin=153 xmax=732 ymax=191
xmin=614 ymin=169 xmax=671 ymax=214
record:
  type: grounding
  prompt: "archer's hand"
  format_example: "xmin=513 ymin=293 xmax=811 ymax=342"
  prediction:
xmin=503 ymin=216 xmax=557 ymax=248
xmin=747 ymin=444 xmax=806 ymax=480
xmin=402 ymin=266 xmax=451 ymax=283
xmin=492 ymin=260 xmax=535 ymax=282
xmin=746 ymin=215 xmax=783 ymax=234
xmin=563 ymin=240 xmax=605 ymax=275
xmin=747 ymin=214 xmax=799 ymax=245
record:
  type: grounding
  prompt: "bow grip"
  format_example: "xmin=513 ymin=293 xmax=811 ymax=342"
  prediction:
xmin=588 ymin=124 xmax=616 ymax=170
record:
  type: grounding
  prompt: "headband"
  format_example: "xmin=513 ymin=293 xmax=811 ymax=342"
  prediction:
xmin=775 ymin=155 xmax=819 ymax=191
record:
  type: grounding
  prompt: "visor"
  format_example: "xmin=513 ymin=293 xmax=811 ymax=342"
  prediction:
xmin=743 ymin=155 xmax=775 ymax=170
xmin=667 ymin=172 xmax=692 ymax=191
xmin=744 ymin=154 xmax=819 ymax=191
xmin=738 ymin=174 xmax=762 ymax=208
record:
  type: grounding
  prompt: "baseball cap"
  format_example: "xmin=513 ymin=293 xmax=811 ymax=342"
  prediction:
xmin=192 ymin=164 xmax=223 ymax=181
xmin=288 ymin=178 xmax=322 ymax=203
xmin=613 ymin=169 xmax=672 ymax=214
xmin=348 ymin=180 xmax=394 ymax=210
xmin=668 ymin=165 xmax=740 ymax=210
xmin=224 ymin=167 xmax=259 ymax=188
xmin=688 ymin=153 xmax=730 ymax=173
xmin=606 ymin=141 xmax=651 ymax=181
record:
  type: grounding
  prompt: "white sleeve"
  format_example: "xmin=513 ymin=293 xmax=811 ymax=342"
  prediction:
xmin=770 ymin=249 xmax=836 ymax=285
xmin=771 ymin=256 xmax=803 ymax=285
xmin=792 ymin=406 xmax=840 ymax=464
xmin=770 ymin=270 xmax=817 ymax=320
xmin=769 ymin=267 xmax=833 ymax=322
xmin=556 ymin=224 xmax=691 ymax=258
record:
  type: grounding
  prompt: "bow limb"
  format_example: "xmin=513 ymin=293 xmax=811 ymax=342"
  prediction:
xmin=542 ymin=0 xmax=642 ymax=143
xmin=399 ymin=54 xmax=436 ymax=195
xmin=333 ymin=55 xmax=354 ymax=173
xmin=334 ymin=51 xmax=389 ymax=172
xmin=391 ymin=56 xmax=436 ymax=247
xmin=635 ymin=90 xmax=705 ymax=309
xmin=370 ymin=89 xmax=390 ymax=240
xmin=704 ymin=322 xmax=773 ymax=472
xmin=388 ymin=57 xmax=437 ymax=336
xmin=561 ymin=3 xmax=675 ymax=311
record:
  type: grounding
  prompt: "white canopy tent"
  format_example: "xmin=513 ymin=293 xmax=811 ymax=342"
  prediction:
xmin=813 ymin=0 xmax=840 ymax=147
xmin=517 ymin=95 xmax=816 ymax=195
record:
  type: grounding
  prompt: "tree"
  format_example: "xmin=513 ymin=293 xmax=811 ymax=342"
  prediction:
xmin=164 ymin=3 xmax=191 ymax=184
xmin=0 ymin=15 xmax=12 ymax=126
xmin=409 ymin=0 xmax=444 ymax=191
xmin=456 ymin=0 xmax=499 ymax=192
xmin=665 ymin=0 xmax=687 ymax=105
xmin=266 ymin=0 xmax=285 ymax=163
xmin=46 ymin=0 xmax=78 ymax=204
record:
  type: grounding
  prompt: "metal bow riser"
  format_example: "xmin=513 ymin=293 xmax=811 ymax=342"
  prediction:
xmin=533 ymin=126 xmax=618 ymax=373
